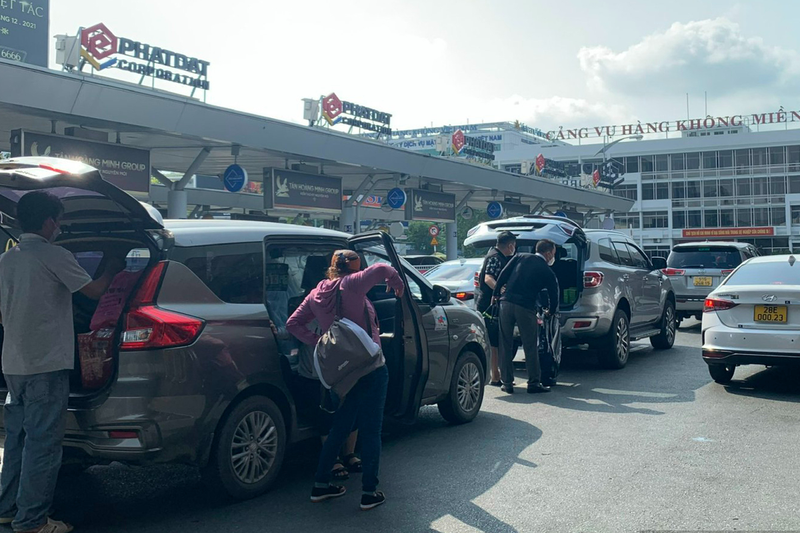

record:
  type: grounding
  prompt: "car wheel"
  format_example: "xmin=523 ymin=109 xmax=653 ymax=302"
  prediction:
xmin=438 ymin=351 xmax=484 ymax=424
xmin=650 ymin=300 xmax=677 ymax=350
xmin=708 ymin=364 xmax=735 ymax=384
xmin=202 ymin=396 xmax=286 ymax=500
xmin=598 ymin=309 xmax=630 ymax=369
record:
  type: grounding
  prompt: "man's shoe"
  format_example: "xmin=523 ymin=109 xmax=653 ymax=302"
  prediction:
xmin=527 ymin=383 xmax=551 ymax=393
xmin=360 ymin=491 xmax=386 ymax=511
xmin=17 ymin=518 xmax=73 ymax=533
xmin=310 ymin=484 xmax=346 ymax=503
xmin=489 ymin=380 xmax=502 ymax=387
xmin=500 ymin=384 xmax=514 ymax=394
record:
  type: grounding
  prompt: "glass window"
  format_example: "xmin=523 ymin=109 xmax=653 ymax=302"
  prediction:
xmin=787 ymin=146 xmax=800 ymax=171
xmin=625 ymin=244 xmax=650 ymax=269
xmin=612 ymin=185 xmax=638 ymax=201
xmin=672 ymin=182 xmax=685 ymax=199
xmin=686 ymin=152 xmax=701 ymax=170
xmin=640 ymin=155 xmax=654 ymax=173
xmin=171 ymin=243 xmax=265 ymax=304
xmin=704 ymin=210 xmax=719 ymax=228
xmin=612 ymin=241 xmax=634 ymax=267
xmin=668 ymin=247 xmax=743 ymax=269
xmin=770 ymin=176 xmax=786 ymax=195
xmin=736 ymin=208 xmax=752 ymax=227
xmin=702 ymin=151 xmax=717 ymax=169
xmin=792 ymin=206 xmax=800 ymax=225
xmin=703 ymin=180 xmax=718 ymax=198
xmin=790 ymin=175 xmax=800 ymax=194
xmin=614 ymin=213 xmax=640 ymax=229
xmin=725 ymin=261 xmax=800 ymax=286
xmin=771 ymin=206 xmax=786 ymax=226
xmin=670 ymin=153 xmax=685 ymax=171
xmin=735 ymin=149 xmax=750 ymax=172
xmin=720 ymin=209 xmax=734 ymax=227
xmin=687 ymin=181 xmax=701 ymax=198
xmin=687 ymin=210 xmax=702 ymax=228
xmin=656 ymin=182 xmax=669 ymax=200
xmin=425 ymin=262 xmax=481 ymax=282
xmin=736 ymin=178 xmax=751 ymax=196
xmin=597 ymin=238 xmax=619 ymax=264
xmin=752 ymin=177 xmax=768 ymax=196
xmin=719 ymin=179 xmax=734 ymax=197
xmin=655 ymin=155 xmax=668 ymax=172
xmin=718 ymin=150 xmax=733 ymax=169
xmin=752 ymin=148 xmax=768 ymax=166
xmin=642 ymin=183 xmax=655 ymax=200
xmin=642 ymin=211 xmax=668 ymax=228
xmin=770 ymin=146 xmax=785 ymax=165
xmin=753 ymin=207 xmax=769 ymax=226
xmin=672 ymin=210 xmax=686 ymax=229
xmin=74 ymin=251 xmax=104 ymax=278
xmin=625 ymin=156 xmax=639 ymax=173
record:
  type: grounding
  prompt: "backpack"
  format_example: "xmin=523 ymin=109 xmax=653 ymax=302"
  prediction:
xmin=313 ymin=288 xmax=383 ymax=398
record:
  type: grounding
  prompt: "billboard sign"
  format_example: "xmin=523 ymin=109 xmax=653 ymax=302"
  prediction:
xmin=265 ymin=168 xmax=342 ymax=213
xmin=682 ymin=227 xmax=774 ymax=239
xmin=0 ymin=0 xmax=49 ymax=67
xmin=405 ymin=189 xmax=455 ymax=222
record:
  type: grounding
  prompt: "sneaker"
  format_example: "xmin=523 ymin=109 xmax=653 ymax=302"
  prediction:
xmin=17 ymin=518 xmax=74 ymax=533
xmin=360 ymin=491 xmax=386 ymax=511
xmin=500 ymin=384 xmax=514 ymax=394
xmin=310 ymin=484 xmax=346 ymax=503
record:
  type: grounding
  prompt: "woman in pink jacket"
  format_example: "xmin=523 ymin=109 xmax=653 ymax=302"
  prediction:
xmin=287 ymin=250 xmax=404 ymax=511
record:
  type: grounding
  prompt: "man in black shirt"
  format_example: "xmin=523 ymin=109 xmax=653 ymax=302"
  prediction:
xmin=493 ymin=239 xmax=560 ymax=394
xmin=475 ymin=231 xmax=516 ymax=385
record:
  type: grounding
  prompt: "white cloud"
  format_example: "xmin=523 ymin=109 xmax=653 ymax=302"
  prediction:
xmin=578 ymin=18 xmax=800 ymax=98
xmin=474 ymin=95 xmax=632 ymax=130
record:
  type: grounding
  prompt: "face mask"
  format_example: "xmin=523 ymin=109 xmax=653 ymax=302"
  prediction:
xmin=49 ymin=226 xmax=61 ymax=243
xmin=547 ymin=255 xmax=555 ymax=267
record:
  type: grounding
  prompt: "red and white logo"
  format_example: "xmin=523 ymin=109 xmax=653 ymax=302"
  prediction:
xmin=451 ymin=129 xmax=466 ymax=154
xmin=592 ymin=169 xmax=601 ymax=187
xmin=535 ymin=154 xmax=546 ymax=173
xmin=322 ymin=93 xmax=343 ymax=125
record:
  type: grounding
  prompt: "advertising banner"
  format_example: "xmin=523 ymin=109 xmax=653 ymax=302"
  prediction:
xmin=10 ymin=130 xmax=151 ymax=192
xmin=265 ymin=168 xmax=342 ymax=213
xmin=682 ymin=227 xmax=774 ymax=239
xmin=0 ymin=0 xmax=49 ymax=67
xmin=405 ymin=189 xmax=456 ymax=222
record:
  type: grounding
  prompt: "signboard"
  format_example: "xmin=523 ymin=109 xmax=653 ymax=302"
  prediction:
xmin=79 ymin=22 xmax=210 ymax=91
xmin=222 ymin=164 xmax=248 ymax=193
xmin=430 ymin=237 xmax=439 ymax=246
xmin=343 ymin=194 xmax=383 ymax=209
xmin=265 ymin=168 xmax=342 ymax=213
xmin=487 ymin=201 xmax=503 ymax=219
xmin=10 ymin=130 xmax=150 ymax=192
xmin=451 ymin=129 xmax=495 ymax=162
xmin=682 ymin=227 xmax=774 ymax=239
xmin=0 ymin=0 xmax=48 ymax=66
xmin=461 ymin=206 xmax=474 ymax=220
xmin=321 ymin=93 xmax=391 ymax=135
xmin=428 ymin=225 xmax=440 ymax=237
xmin=405 ymin=189 xmax=455 ymax=223
xmin=487 ymin=201 xmax=528 ymax=219
xmin=386 ymin=187 xmax=407 ymax=209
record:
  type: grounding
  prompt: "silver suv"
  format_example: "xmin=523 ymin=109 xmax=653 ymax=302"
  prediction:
xmin=664 ymin=241 xmax=759 ymax=325
xmin=465 ymin=216 xmax=677 ymax=368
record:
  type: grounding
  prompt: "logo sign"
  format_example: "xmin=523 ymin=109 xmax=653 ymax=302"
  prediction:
xmin=451 ymin=129 xmax=466 ymax=154
xmin=386 ymin=187 xmax=407 ymax=210
xmin=535 ymin=154 xmax=546 ymax=173
xmin=320 ymin=93 xmax=391 ymax=135
xmin=222 ymin=164 xmax=248 ymax=193
xmin=406 ymin=189 xmax=456 ymax=222
xmin=682 ymin=227 xmax=775 ymax=239
xmin=428 ymin=225 xmax=440 ymax=237
xmin=486 ymin=201 xmax=504 ymax=219
xmin=592 ymin=169 xmax=601 ymax=187
xmin=79 ymin=22 xmax=210 ymax=91
xmin=762 ymin=295 xmax=777 ymax=302
xmin=0 ymin=0 xmax=49 ymax=67
xmin=265 ymin=168 xmax=342 ymax=213
xmin=10 ymin=130 xmax=150 ymax=192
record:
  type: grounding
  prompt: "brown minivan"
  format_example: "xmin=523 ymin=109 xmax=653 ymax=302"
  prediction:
xmin=0 ymin=158 xmax=490 ymax=499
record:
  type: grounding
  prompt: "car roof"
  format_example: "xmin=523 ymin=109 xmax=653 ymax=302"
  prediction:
xmin=672 ymin=241 xmax=752 ymax=250
xmin=464 ymin=215 xmax=584 ymax=247
xmin=164 ymin=219 xmax=348 ymax=247
xmin=745 ymin=254 xmax=795 ymax=264
xmin=438 ymin=258 xmax=484 ymax=265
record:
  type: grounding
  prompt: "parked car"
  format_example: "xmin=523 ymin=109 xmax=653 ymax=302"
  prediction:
xmin=424 ymin=258 xmax=484 ymax=304
xmin=465 ymin=216 xmax=677 ymax=369
xmin=404 ymin=254 xmax=445 ymax=274
xmin=702 ymin=254 xmax=800 ymax=384
xmin=0 ymin=157 xmax=490 ymax=500
xmin=664 ymin=241 xmax=759 ymax=324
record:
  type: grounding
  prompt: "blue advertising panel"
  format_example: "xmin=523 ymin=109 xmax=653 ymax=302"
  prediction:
xmin=0 ymin=0 xmax=49 ymax=67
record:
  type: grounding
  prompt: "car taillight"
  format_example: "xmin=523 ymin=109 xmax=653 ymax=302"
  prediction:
xmin=559 ymin=224 xmax=575 ymax=236
xmin=454 ymin=292 xmax=474 ymax=301
xmin=583 ymin=271 xmax=604 ymax=288
xmin=721 ymin=269 xmax=734 ymax=276
xmin=703 ymin=298 xmax=738 ymax=312
xmin=131 ymin=261 xmax=167 ymax=305
xmin=473 ymin=272 xmax=479 ymax=288
xmin=662 ymin=268 xmax=685 ymax=276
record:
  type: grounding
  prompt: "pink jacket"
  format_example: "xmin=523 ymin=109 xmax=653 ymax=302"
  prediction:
xmin=286 ymin=264 xmax=404 ymax=346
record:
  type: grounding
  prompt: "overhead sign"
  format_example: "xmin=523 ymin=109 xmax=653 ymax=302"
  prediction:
xmin=682 ymin=227 xmax=774 ymax=239
xmin=487 ymin=201 xmax=528 ymax=220
xmin=79 ymin=22 xmax=210 ymax=91
xmin=386 ymin=187 xmax=407 ymax=209
xmin=406 ymin=189 xmax=456 ymax=223
xmin=321 ymin=93 xmax=392 ymax=135
xmin=486 ymin=201 xmax=503 ymax=219
xmin=0 ymin=0 xmax=48 ymax=66
xmin=222 ymin=164 xmax=248 ymax=193
xmin=343 ymin=194 xmax=383 ymax=208
xmin=10 ymin=130 xmax=150 ymax=192
xmin=451 ymin=129 xmax=495 ymax=162
xmin=265 ymin=168 xmax=342 ymax=213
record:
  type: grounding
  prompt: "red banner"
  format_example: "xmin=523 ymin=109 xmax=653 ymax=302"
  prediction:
xmin=682 ymin=227 xmax=774 ymax=239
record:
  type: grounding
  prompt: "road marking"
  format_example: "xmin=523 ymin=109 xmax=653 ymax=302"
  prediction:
xmin=490 ymin=461 xmax=501 ymax=473
xmin=692 ymin=437 xmax=714 ymax=442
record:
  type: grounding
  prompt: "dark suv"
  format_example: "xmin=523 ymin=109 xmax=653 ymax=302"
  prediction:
xmin=0 ymin=158 xmax=490 ymax=499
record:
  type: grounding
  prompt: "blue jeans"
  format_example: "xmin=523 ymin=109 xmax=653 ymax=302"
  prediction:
xmin=0 ymin=370 xmax=69 ymax=532
xmin=314 ymin=365 xmax=388 ymax=493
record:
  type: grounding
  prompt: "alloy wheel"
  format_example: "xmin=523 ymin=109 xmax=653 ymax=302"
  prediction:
xmin=230 ymin=411 xmax=278 ymax=485
xmin=616 ymin=318 xmax=630 ymax=362
xmin=666 ymin=306 xmax=676 ymax=345
xmin=457 ymin=362 xmax=481 ymax=413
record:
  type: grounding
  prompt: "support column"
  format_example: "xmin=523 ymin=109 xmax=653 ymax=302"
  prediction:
xmin=446 ymin=222 xmax=458 ymax=260
xmin=167 ymin=189 xmax=188 ymax=219
xmin=339 ymin=205 xmax=356 ymax=233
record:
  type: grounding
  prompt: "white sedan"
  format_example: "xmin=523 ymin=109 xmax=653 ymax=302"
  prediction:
xmin=702 ymin=254 xmax=800 ymax=384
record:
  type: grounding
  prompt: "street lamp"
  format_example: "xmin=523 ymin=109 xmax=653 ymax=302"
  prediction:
xmin=595 ymin=134 xmax=644 ymax=158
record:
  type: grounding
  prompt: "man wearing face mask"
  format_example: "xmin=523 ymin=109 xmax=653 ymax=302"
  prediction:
xmin=492 ymin=239 xmax=560 ymax=394
xmin=0 ymin=191 xmax=124 ymax=533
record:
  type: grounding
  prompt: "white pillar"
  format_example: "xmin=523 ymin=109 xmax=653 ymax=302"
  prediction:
xmin=446 ymin=221 xmax=458 ymax=260
xmin=167 ymin=189 xmax=188 ymax=219
xmin=339 ymin=205 xmax=356 ymax=234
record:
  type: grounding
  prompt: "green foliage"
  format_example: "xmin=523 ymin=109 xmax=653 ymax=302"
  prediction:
xmin=404 ymin=209 xmax=490 ymax=257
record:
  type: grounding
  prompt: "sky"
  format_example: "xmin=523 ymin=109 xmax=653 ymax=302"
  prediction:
xmin=49 ymin=0 xmax=800 ymax=133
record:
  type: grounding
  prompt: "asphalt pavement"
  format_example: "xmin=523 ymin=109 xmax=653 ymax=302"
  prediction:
xmin=5 ymin=319 xmax=800 ymax=532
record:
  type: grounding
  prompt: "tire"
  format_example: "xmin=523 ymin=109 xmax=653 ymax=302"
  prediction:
xmin=438 ymin=351 xmax=485 ymax=424
xmin=202 ymin=396 xmax=287 ymax=500
xmin=598 ymin=309 xmax=630 ymax=369
xmin=708 ymin=364 xmax=735 ymax=384
xmin=650 ymin=300 xmax=677 ymax=350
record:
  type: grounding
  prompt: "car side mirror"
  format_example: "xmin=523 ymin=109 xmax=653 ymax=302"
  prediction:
xmin=651 ymin=257 xmax=667 ymax=270
xmin=432 ymin=285 xmax=451 ymax=304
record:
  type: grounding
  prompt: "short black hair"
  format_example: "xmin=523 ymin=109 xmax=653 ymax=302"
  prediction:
xmin=16 ymin=191 xmax=64 ymax=233
xmin=496 ymin=231 xmax=517 ymax=246
xmin=536 ymin=239 xmax=556 ymax=255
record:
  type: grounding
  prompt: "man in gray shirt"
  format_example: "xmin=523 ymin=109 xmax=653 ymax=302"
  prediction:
xmin=0 ymin=192 xmax=123 ymax=533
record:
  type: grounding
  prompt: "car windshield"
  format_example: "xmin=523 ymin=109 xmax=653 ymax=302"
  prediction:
xmin=425 ymin=263 xmax=479 ymax=282
xmin=667 ymin=247 xmax=741 ymax=269
xmin=724 ymin=260 xmax=800 ymax=286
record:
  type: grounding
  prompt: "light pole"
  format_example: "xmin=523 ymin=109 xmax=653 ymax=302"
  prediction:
xmin=595 ymin=134 xmax=644 ymax=158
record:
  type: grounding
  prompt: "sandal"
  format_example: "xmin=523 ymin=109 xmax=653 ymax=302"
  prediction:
xmin=331 ymin=461 xmax=349 ymax=481
xmin=342 ymin=453 xmax=363 ymax=473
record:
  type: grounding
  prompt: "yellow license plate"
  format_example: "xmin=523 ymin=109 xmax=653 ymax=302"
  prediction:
xmin=693 ymin=277 xmax=713 ymax=286
xmin=754 ymin=305 xmax=787 ymax=323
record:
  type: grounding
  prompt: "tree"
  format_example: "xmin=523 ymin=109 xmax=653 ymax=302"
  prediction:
xmin=403 ymin=210 xmax=490 ymax=257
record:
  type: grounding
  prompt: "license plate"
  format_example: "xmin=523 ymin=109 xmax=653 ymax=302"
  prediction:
xmin=693 ymin=277 xmax=713 ymax=287
xmin=754 ymin=305 xmax=788 ymax=323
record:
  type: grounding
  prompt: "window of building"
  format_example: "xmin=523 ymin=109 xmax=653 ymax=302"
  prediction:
xmin=641 ymin=155 xmax=654 ymax=172
xmin=702 ymin=151 xmax=717 ymax=169
xmin=736 ymin=177 xmax=751 ymax=197
xmin=655 ymin=155 xmax=668 ymax=172
xmin=687 ymin=181 xmax=701 ymax=198
xmin=753 ymin=207 xmax=769 ymax=226
xmin=625 ymin=156 xmax=639 ymax=173
xmin=705 ymin=210 xmax=719 ymax=228
xmin=672 ymin=181 xmax=686 ymax=199
xmin=171 ymin=243 xmax=265 ymax=304
xmin=752 ymin=148 xmax=768 ymax=167
xmin=643 ymin=211 xmax=668 ymax=228
xmin=672 ymin=210 xmax=686 ymax=229
xmin=642 ymin=183 xmax=655 ymax=201
xmin=670 ymin=153 xmax=685 ymax=171
xmin=704 ymin=180 xmax=718 ymax=198
xmin=752 ymin=177 xmax=768 ymax=196
xmin=791 ymin=206 xmax=800 ymax=225
xmin=787 ymin=146 xmax=800 ymax=172
xmin=770 ymin=176 xmax=786 ymax=195
xmin=656 ymin=182 xmax=669 ymax=199
xmin=687 ymin=210 xmax=702 ymax=228
xmin=770 ymin=146 xmax=785 ymax=165
xmin=718 ymin=150 xmax=733 ymax=169
xmin=790 ymin=175 xmax=800 ymax=194
xmin=686 ymin=152 xmax=701 ymax=170
xmin=614 ymin=213 xmax=640 ymax=229
xmin=771 ymin=206 xmax=786 ymax=226
xmin=736 ymin=208 xmax=752 ymax=226
xmin=644 ymin=246 xmax=671 ymax=260
xmin=719 ymin=179 xmax=734 ymax=197
xmin=612 ymin=184 xmax=638 ymax=200
xmin=720 ymin=209 xmax=734 ymax=227
xmin=735 ymin=149 xmax=750 ymax=175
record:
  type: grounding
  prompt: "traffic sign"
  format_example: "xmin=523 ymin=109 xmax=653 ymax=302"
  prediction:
xmin=461 ymin=206 xmax=474 ymax=220
xmin=430 ymin=237 xmax=439 ymax=246
xmin=223 ymin=164 xmax=248 ymax=193
xmin=487 ymin=201 xmax=504 ymax=219
xmin=386 ymin=187 xmax=407 ymax=209
xmin=428 ymin=225 xmax=440 ymax=237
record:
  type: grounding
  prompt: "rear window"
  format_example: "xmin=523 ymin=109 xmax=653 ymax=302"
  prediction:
xmin=169 ymin=243 xmax=264 ymax=304
xmin=724 ymin=260 xmax=800 ymax=286
xmin=667 ymin=247 xmax=742 ymax=269
xmin=425 ymin=263 xmax=479 ymax=282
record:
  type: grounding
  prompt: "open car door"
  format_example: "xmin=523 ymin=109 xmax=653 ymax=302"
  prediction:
xmin=348 ymin=232 xmax=429 ymax=424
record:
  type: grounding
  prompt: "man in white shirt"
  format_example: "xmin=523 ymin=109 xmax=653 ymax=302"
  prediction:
xmin=0 ymin=192 xmax=123 ymax=533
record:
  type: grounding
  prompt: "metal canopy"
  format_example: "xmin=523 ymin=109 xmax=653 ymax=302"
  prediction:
xmin=0 ymin=61 xmax=633 ymax=215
